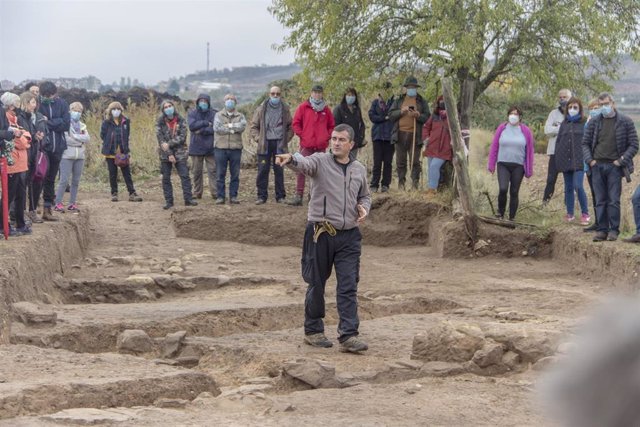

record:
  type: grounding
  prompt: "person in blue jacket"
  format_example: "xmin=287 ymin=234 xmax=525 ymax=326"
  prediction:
xmin=188 ymin=94 xmax=217 ymax=199
xmin=38 ymin=81 xmax=69 ymax=221
xmin=368 ymin=82 xmax=395 ymax=192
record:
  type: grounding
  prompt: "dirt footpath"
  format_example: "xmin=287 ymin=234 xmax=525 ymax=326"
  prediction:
xmin=0 ymin=169 xmax=636 ymax=426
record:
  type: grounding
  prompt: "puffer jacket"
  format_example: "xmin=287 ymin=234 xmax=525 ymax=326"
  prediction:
xmin=250 ymin=99 xmax=293 ymax=155
xmin=582 ymin=112 xmax=639 ymax=173
xmin=156 ymin=114 xmax=188 ymax=162
xmin=388 ymin=94 xmax=430 ymax=145
xmin=214 ymin=108 xmax=246 ymax=150
xmin=555 ymin=117 xmax=586 ymax=172
xmin=188 ymin=93 xmax=216 ymax=156
xmin=63 ymin=122 xmax=90 ymax=160
xmin=368 ymin=96 xmax=394 ymax=142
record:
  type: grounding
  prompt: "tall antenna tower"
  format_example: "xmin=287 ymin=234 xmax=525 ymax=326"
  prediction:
xmin=206 ymin=42 xmax=210 ymax=79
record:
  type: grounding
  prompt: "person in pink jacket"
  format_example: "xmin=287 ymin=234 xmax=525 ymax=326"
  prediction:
xmin=487 ymin=106 xmax=535 ymax=220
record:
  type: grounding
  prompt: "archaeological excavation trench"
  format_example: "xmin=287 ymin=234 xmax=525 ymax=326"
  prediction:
xmin=1 ymin=192 xmax=638 ymax=425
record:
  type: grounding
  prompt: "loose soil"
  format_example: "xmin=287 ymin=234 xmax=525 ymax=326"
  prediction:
xmin=1 ymin=164 xmax=639 ymax=426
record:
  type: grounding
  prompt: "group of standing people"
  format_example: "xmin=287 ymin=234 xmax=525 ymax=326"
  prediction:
xmin=487 ymin=88 xmax=640 ymax=244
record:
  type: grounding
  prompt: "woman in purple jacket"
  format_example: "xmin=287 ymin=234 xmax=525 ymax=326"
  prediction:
xmin=487 ymin=106 xmax=535 ymax=220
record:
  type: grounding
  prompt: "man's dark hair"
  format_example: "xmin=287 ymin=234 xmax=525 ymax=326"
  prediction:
xmin=334 ymin=123 xmax=355 ymax=141
xmin=598 ymin=92 xmax=614 ymax=103
xmin=39 ymin=81 xmax=57 ymax=97
xmin=24 ymin=81 xmax=39 ymax=92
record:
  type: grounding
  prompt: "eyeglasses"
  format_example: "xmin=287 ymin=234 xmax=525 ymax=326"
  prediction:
xmin=270 ymin=92 xmax=281 ymax=96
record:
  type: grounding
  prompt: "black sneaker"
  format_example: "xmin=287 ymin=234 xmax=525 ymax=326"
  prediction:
xmin=339 ymin=336 xmax=368 ymax=353
xmin=163 ymin=203 xmax=174 ymax=210
xmin=111 ymin=194 xmax=118 ymax=202
xmin=185 ymin=199 xmax=198 ymax=206
xmin=381 ymin=186 xmax=389 ymax=193
xmin=304 ymin=333 xmax=333 ymax=348
xmin=593 ymin=231 xmax=608 ymax=242
xmin=607 ymin=231 xmax=619 ymax=241
xmin=215 ymin=198 xmax=225 ymax=205
xmin=583 ymin=223 xmax=598 ymax=232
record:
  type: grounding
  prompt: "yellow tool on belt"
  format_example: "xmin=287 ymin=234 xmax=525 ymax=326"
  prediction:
xmin=313 ymin=196 xmax=337 ymax=242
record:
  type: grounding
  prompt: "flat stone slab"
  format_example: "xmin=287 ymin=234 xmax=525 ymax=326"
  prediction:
xmin=0 ymin=345 xmax=219 ymax=419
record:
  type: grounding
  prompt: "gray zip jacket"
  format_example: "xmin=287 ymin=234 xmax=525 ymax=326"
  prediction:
xmin=288 ymin=152 xmax=371 ymax=230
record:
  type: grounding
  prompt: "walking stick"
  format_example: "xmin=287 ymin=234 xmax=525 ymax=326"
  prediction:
xmin=1 ymin=157 xmax=9 ymax=240
xmin=410 ymin=116 xmax=417 ymax=185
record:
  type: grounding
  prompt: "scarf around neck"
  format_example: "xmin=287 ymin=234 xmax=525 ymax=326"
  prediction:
xmin=309 ymin=98 xmax=326 ymax=112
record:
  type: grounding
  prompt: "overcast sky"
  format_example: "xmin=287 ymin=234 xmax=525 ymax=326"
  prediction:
xmin=0 ymin=0 xmax=296 ymax=85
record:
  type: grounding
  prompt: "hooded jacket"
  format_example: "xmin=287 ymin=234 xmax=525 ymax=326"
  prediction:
xmin=188 ymin=93 xmax=217 ymax=156
xmin=39 ymin=97 xmax=70 ymax=154
xmin=250 ymin=98 xmax=293 ymax=155
xmin=63 ymin=121 xmax=90 ymax=160
xmin=388 ymin=94 xmax=430 ymax=145
xmin=156 ymin=112 xmax=188 ymax=162
xmin=292 ymin=100 xmax=335 ymax=150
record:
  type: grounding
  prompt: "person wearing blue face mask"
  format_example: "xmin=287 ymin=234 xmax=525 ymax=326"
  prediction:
xmin=543 ymin=88 xmax=572 ymax=205
xmin=250 ymin=86 xmax=293 ymax=204
xmin=583 ymin=92 xmax=639 ymax=242
xmin=213 ymin=93 xmax=247 ymax=204
xmin=388 ymin=76 xmax=430 ymax=190
xmin=188 ymin=94 xmax=217 ymax=199
xmin=54 ymin=102 xmax=89 ymax=214
xmin=333 ymin=88 xmax=366 ymax=159
xmin=554 ymin=97 xmax=590 ymax=226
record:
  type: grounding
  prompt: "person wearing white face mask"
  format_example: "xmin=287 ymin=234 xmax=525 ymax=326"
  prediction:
xmin=487 ymin=106 xmax=535 ymax=221
xmin=333 ymin=88 xmax=366 ymax=159
xmin=54 ymin=102 xmax=89 ymax=213
xmin=100 ymin=101 xmax=142 ymax=202
xmin=555 ymin=97 xmax=590 ymax=225
xmin=583 ymin=92 xmax=639 ymax=242
xmin=213 ymin=93 xmax=247 ymax=204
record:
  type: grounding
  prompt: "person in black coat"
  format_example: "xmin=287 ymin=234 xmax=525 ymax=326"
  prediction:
xmin=368 ymin=82 xmax=395 ymax=192
xmin=555 ymin=97 xmax=590 ymax=225
xmin=333 ymin=88 xmax=366 ymax=159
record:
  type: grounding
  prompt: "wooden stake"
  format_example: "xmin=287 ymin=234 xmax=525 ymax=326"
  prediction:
xmin=441 ymin=77 xmax=478 ymax=244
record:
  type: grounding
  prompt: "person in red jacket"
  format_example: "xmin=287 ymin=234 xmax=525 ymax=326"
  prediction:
xmin=288 ymin=84 xmax=335 ymax=206
xmin=422 ymin=95 xmax=452 ymax=194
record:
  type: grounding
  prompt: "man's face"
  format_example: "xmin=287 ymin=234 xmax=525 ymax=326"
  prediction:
xmin=559 ymin=91 xmax=571 ymax=103
xmin=598 ymin=97 xmax=615 ymax=109
xmin=311 ymin=90 xmax=323 ymax=101
xmin=330 ymin=130 xmax=354 ymax=156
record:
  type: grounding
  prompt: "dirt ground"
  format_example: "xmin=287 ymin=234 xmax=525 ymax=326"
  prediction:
xmin=1 ymin=159 xmax=639 ymax=426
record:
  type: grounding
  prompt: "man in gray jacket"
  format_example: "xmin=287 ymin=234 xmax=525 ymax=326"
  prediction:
xmin=276 ymin=124 xmax=371 ymax=353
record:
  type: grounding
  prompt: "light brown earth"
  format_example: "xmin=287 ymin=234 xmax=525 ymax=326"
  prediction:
xmin=1 ymin=160 xmax=639 ymax=426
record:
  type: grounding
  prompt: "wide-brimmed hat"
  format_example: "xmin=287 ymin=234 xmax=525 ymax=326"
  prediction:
xmin=403 ymin=76 xmax=421 ymax=88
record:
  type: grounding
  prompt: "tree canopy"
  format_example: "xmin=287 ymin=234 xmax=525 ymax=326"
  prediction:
xmin=270 ymin=0 xmax=640 ymax=118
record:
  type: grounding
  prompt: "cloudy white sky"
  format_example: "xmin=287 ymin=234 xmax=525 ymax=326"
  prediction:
xmin=0 ymin=0 xmax=296 ymax=85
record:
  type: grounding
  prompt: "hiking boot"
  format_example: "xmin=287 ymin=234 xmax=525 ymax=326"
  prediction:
xmin=129 ymin=192 xmax=143 ymax=202
xmin=230 ymin=197 xmax=240 ymax=204
xmin=339 ymin=336 xmax=368 ymax=353
xmin=163 ymin=203 xmax=173 ymax=210
xmin=53 ymin=203 xmax=65 ymax=213
xmin=381 ymin=185 xmax=389 ymax=193
xmin=255 ymin=199 xmax=267 ymax=205
xmin=593 ymin=231 xmax=607 ymax=242
xmin=304 ymin=333 xmax=333 ymax=348
xmin=607 ymin=231 xmax=619 ymax=241
xmin=215 ymin=198 xmax=225 ymax=205
xmin=185 ymin=199 xmax=198 ymax=206
xmin=623 ymin=233 xmax=640 ymax=243
xmin=369 ymin=186 xmax=378 ymax=193
xmin=42 ymin=207 xmax=59 ymax=222
xmin=580 ymin=213 xmax=591 ymax=226
xmin=287 ymin=194 xmax=303 ymax=206
xmin=67 ymin=204 xmax=80 ymax=213
xmin=412 ymin=179 xmax=420 ymax=190
xmin=111 ymin=194 xmax=118 ymax=202
xmin=583 ymin=223 xmax=598 ymax=232
xmin=27 ymin=211 xmax=43 ymax=224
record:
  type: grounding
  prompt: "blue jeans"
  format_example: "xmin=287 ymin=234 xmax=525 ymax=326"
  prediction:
xmin=632 ymin=185 xmax=640 ymax=234
xmin=591 ymin=162 xmax=623 ymax=233
xmin=426 ymin=157 xmax=446 ymax=190
xmin=562 ymin=170 xmax=588 ymax=216
xmin=215 ymin=148 xmax=242 ymax=199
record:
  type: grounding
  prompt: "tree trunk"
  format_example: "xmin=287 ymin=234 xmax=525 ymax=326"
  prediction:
xmin=441 ymin=77 xmax=478 ymax=245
